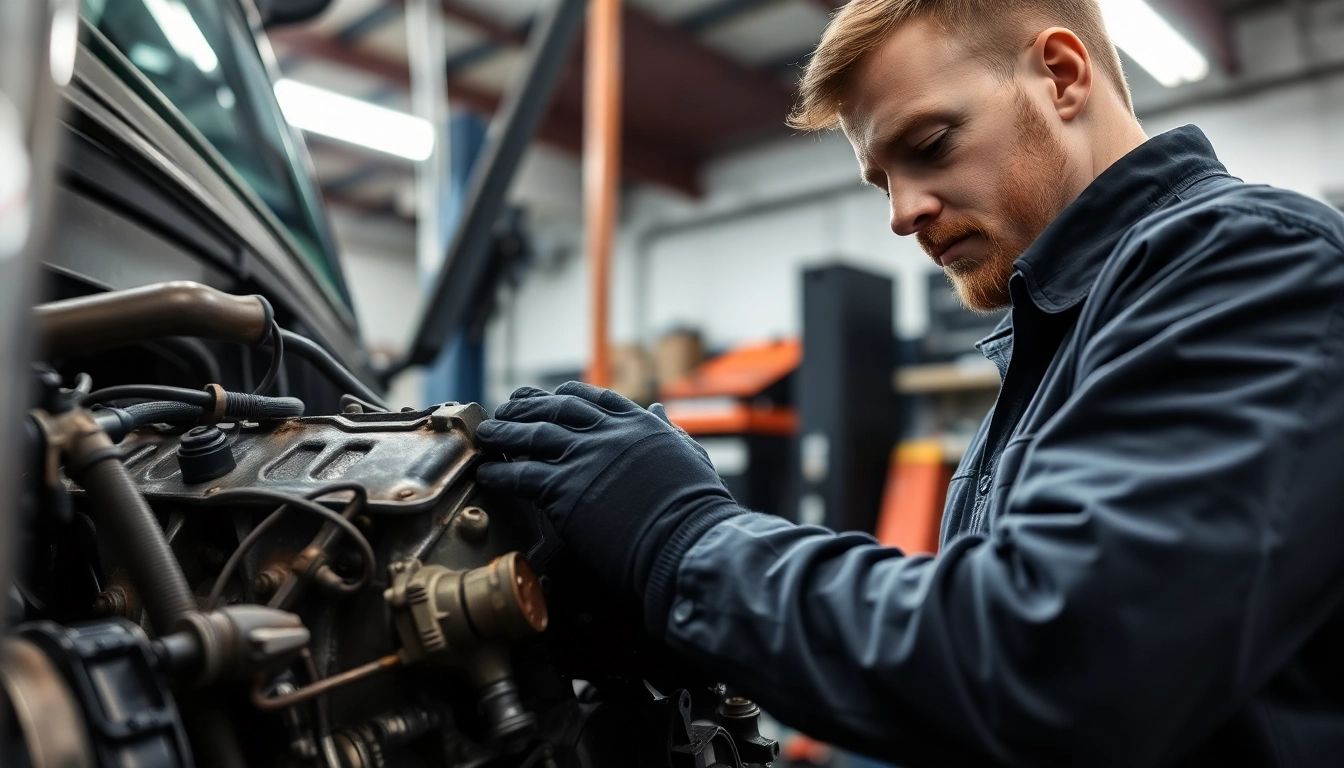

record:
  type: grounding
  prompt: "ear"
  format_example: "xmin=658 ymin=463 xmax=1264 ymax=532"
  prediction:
xmin=1030 ymin=27 xmax=1092 ymax=121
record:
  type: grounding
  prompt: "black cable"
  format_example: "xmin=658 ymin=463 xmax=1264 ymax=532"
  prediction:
xmin=254 ymin=320 xmax=283 ymax=396
xmin=84 ymin=385 xmax=304 ymax=420
xmin=280 ymin=329 xmax=389 ymax=411
xmin=203 ymin=486 xmax=374 ymax=611
xmin=84 ymin=384 xmax=213 ymax=408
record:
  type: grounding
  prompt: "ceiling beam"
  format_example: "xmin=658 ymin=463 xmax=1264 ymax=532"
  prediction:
xmin=436 ymin=0 xmax=528 ymax=45
xmin=680 ymin=0 xmax=788 ymax=33
xmin=335 ymin=4 xmax=400 ymax=44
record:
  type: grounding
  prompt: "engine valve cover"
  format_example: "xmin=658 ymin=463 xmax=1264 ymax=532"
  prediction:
xmin=113 ymin=403 xmax=487 ymax=512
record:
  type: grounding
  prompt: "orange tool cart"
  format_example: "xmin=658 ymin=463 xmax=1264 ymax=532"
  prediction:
xmin=660 ymin=339 xmax=800 ymax=518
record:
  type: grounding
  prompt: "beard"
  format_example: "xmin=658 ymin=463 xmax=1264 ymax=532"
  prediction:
xmin=918 ymin=89 xmax=1072 ymax=313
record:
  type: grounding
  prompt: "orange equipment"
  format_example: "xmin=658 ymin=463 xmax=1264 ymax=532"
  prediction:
xmin=661 ymin=338 xmax=800 ymax=437
xmin=874 ymin=440 xmax=950 ymax=555
xmin=660 ymin=338 xmax=800 ymax=518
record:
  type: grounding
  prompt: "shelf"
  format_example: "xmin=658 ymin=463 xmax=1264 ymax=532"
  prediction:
xmin=894 ymin=362 xmax=1001 ymax=394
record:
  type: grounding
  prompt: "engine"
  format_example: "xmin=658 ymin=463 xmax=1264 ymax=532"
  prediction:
xmin=2 ymin=282 xmax=778 ymax=768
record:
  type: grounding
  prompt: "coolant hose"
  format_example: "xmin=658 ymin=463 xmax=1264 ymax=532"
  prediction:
xmin=66 ymin=422 xmax=195 ymax=635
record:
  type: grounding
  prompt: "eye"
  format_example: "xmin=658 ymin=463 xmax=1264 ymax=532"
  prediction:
xmin=919 ymin=129 xmax=953 ymax=161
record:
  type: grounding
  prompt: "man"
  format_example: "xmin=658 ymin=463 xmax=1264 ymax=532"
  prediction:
xmin=475 ymin=0 xmax=1344 ymax=764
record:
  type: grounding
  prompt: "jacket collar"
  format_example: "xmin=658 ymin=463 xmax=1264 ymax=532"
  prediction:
xmin=1011 ymin=124 xmax=1232 ymax=314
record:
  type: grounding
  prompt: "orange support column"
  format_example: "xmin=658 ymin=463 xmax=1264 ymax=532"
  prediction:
xmin=584 ymin=0 xmax=622 ymax=388
xmin=875 ymin=440 xmax=950 ymax=555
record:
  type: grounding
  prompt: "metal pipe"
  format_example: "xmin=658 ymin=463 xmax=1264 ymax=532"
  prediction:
xmin=584 ymin=0 xmax=622 ymax=388
xmin=252 ymin=651 xmax=403 ymax=711
xmin=407 ymin=0 xmax=450 ymax=283
xmin=35 ymin=281 xmax=272 ymax=358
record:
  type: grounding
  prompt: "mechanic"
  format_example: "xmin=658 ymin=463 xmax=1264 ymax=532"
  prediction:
xmin=475 ymin=0 xmax=1344 ymax=764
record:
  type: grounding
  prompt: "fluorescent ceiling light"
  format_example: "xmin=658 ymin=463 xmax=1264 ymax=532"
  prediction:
xmin=142 ymin=0 xmax=218 ymax=74
xmin=1101 ymin=0 xmax=1209 ymax=87
xmin=274 ymin=79 xmax=435 ymax=161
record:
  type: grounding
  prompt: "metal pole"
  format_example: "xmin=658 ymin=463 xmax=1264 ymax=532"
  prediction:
xmin=584 ymin=0 xmax=622 ymax=388
xmin=407 ymin=0 xmax=449 ymax=285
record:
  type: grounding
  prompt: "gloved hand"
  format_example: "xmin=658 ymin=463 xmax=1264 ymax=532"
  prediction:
xmin=474 ymin=382 xmax=743 ymax=630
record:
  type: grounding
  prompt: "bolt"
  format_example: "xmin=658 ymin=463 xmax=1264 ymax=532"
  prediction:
xmin=397 ymin=488 xmax=416 ymax=499
xmin=719 ymin=696 xmax=760 ymax=719
xmin=253 ymin=568 xmax=285 ymax=597
xmin=205 ymin=486 xmax=221 ymax=495
xmin=454 ymin=506 xmax=490 ymax=544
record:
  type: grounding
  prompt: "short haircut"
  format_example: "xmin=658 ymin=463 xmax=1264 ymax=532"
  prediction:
xmin=788 ymin=0 xmax=1132 ymax=131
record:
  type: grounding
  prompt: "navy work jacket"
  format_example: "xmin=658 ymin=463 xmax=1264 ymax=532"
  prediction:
xmin=654 ymin=127 xmax=1344 ymax=766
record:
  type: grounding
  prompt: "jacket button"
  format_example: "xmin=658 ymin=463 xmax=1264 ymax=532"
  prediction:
xmin=672 ymin=600 xmax=694 ymax=624
xmin=978 ymin=475 xmax=993 ymax=494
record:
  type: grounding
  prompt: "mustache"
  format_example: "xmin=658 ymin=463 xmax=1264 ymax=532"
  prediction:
xmin=917 ymin=219 xmax=986 ymax=260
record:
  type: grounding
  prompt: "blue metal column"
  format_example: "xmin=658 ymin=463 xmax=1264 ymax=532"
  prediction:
xmin=424 ymin=111 xmax=489 ymax=406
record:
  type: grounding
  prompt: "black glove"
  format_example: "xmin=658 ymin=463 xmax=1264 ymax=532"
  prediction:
xmin=474 ymin=382 xmax=743 ymax=631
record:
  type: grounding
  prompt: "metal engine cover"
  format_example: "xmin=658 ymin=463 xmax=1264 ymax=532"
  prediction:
xmin=116 ymin=403 xmax=488 ymax=512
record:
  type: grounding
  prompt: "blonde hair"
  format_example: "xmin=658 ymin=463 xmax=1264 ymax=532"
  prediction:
xmin=788 ymin=0 xmax=1131 ymax=131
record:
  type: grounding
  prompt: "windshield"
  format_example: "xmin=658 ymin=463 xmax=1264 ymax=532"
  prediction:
xmin=80 ymin=0 xmax=351 ymax=307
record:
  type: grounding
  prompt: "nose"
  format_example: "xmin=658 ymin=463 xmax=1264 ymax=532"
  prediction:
xmin=888 ymin=182 xmax=941 ymax=237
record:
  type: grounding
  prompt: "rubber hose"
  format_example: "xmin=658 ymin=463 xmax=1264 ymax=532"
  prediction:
xmin=280 ymin=330 xmax=388 ymax=410
xmin=67 ymin=431 xmax=196 ymax=635
xmin=93 ymin=401 xmax=205 ymax=442
xmin=85 ymin=386 xmax=303 ymax=420
xmin=125 ymin=401 xmax=204 ymax=427
xmin=222 ymin=391 xmax=304 ymax=420
xmin=84 ymin=384 xmax=213 ymax=408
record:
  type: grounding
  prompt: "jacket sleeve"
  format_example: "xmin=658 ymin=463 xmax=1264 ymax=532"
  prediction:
xmin=654 ymin=202 xmax=1344 ymax=766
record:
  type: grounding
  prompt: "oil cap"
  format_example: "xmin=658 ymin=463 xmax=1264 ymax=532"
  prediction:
xmin=176 ymin=426 xmax=235 ymax=484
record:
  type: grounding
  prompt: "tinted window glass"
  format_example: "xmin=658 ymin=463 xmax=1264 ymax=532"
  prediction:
xmin=81 ymin=0 xmax=350 ymax=306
